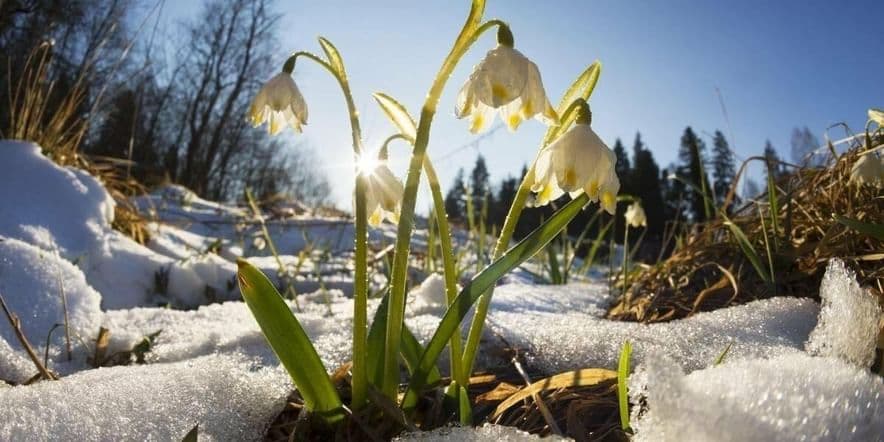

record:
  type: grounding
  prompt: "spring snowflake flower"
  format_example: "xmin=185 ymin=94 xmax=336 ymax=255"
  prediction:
xmin=252 ymin=236 xmax=267 ymax=251
xmin=869 ymin=108 xmax=884 ymax=127
xmin=455 ymin=45 xmax=557 ymax=133
xmin=360 ymin=160 xmax=404 ymax=227
xmin=531 ymin=114 xmax=619 ymax=213
xmin=625 ymin=203 xmax=647 ymax=228
xmin=850 ymin=152 xmax=884 ymax=188
xmin=249 ymin=72 xmax=308 ymax=135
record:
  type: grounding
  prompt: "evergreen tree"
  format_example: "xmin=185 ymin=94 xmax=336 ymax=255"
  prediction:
xmin=494 ymin=175 xmax=519 ymax=230
xmin=742 ymin=177 xmax=761 ymax=201
xmin=468 ymin=155 xmax=494 ymax=229
xmin=677 ymin=127 xmax=712 ymax=222
xmin=711 ymin=130 xmax=736 ymax=209
xmin=444 ymin=168 xmax=467 ymax=222
xmin=631 ymin=133 xmax=665 ymax=235
xmin=613 ymin=138 xmax=631 ymax=183
xmin=763 ymin=140 xmax=783 ymax=181
xmin=790 ymin=126 xmax=821 ymax=166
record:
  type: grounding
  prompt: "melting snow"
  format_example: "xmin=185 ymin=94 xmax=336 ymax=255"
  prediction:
xmin=1 ymin=142 xmax=881 ymax=440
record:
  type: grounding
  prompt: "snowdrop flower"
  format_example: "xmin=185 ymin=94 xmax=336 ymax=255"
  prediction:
xmin=252 ymin=236 xmax=267 ymax=251
xmin=850 ymin=152 xmax=884 ymax=188
xmin=624 ymin=203 xmax=647 ymax=228
xmin=455 ymin=28 xmax=556 ymax=133
xmin=531 ymin=104 xmax=619 ymax=213
xmin=359 ymin=159 xmax=404 ymax=227
xmin=869 ymin=108 xmax=884 ymax=127
xmin=249 ymin=72 xmax=308 ymax=135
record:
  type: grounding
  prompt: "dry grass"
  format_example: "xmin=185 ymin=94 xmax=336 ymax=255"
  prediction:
xmin=3 ymin=43 xmax=150 ymax=244
xmin=608 ymin=140 xmax=883 ymax=323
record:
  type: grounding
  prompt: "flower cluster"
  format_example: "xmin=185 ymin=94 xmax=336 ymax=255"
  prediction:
xmin=248 ymin=26 xmax=620 ymax=226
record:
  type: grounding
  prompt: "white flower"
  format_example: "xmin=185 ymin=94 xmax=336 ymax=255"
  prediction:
xmin=624 ymin=203 xmax=647 ymax=228
xmin=869 ymin=108 xmax=884 ymax=127
xmin=360 ymin=161 xmax=404 ymax=227
xmin=598 ymin=172 xmax=620 ymax=215
xmin=252 ymin=236 xmax=267 ymax=251
xmin=531 ymin=121 xmax=619 ymax=212
xmin=455 ymin=45 xmax=557 ymax=133
xmin=249 ymin=72 xmax=308 ymax=135
xmin=850 ymin=152 xmax=884 ymax=188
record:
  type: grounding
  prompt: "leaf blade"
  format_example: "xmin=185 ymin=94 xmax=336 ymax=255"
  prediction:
xmin=373 ymin=92 xmax=417 ymax=142
xmin=236 ymin=259 xmax=345 ymax=424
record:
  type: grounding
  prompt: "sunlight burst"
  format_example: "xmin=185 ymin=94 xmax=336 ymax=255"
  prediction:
xmin=356 ymin=154 xmax=381 ymax=176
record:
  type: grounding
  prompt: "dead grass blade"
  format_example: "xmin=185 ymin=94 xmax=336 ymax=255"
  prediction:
xmin=492 ymin=368 xmax=617 ymax=420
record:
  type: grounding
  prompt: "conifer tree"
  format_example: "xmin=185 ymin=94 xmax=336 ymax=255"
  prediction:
xmin=444 ymin=168 xmax=467 ymax=222
xmin=631 ymin=133 xmax=665 ymax=235
xmin=677 ymin=127 xmax=711 ymax=222
xmin=711 ymin=130 xmax=736 ymax=209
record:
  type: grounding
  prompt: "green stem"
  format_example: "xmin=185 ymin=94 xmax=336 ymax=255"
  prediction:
xmin=381 ymin=3 xmax=505 ymax=398
xmin=381 ymin=134 xmax=467 ymax=389
xmin=460 ymin=167 xmax=534 ymax=374
xmin=285 ymin=50 xmax=369 ymax=409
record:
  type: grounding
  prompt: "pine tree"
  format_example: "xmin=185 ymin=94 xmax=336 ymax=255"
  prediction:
xmin=677 ymin=127 xmax=712 ymax=222
xmin=790 ymin=126 xmax=821 ymax=166
xmin=711 ymin=130 xmax=736 ymax=209
xmin=444 ymin=168 xmax=467 ymax=222
xmin=613 ymin=138 xmax=631 ymax=183
xmin=763 ymin=140 xmax=782 ymax=181
xmin=631 ymin=133 xmax=665 ymax=235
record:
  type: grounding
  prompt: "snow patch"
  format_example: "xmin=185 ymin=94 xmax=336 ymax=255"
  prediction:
xmin=0 ymin=354 xmax=289 ymax=441
xmin=631 ymin=354 xmax=884 ymax=442
xmin=0 ymin=238 xmax=102 ymax=381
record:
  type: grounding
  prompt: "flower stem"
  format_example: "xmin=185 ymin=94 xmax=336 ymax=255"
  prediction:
xmin=380 ymin=1 xmax=505 ymax=399
xmin=622 ymin=225 xmax=630 ymax=298
xmin=285 ymin=49 xmax=369 ymax=410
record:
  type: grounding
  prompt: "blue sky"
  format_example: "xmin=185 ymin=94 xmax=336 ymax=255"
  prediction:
xmin=165 ymin=0 xmax=884 ymax=209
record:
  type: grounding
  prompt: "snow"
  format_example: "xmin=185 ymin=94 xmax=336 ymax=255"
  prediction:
xmin=487 ymin=283 xmax=819 ymax=373
xmin=397 ymin=424 xmax=571 ymax=441
xmin=807 ymin=259 xmax=882 ymax=368
xmin=2 ymin=141 xmax=882 ymax=440
xmin=630 ymin=354 xmax=884 ymax=442
xmin=0 ymin=354 xmax=289 ymax=441
xmin=0 ymin=238 xmax=103 ymax=382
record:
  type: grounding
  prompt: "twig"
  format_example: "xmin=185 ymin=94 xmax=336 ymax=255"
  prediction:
xmin=512 ymin=355 xmax=563 ymax=436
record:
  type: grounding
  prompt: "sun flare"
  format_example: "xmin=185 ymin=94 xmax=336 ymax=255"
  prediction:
xmin=356 ymin=154 xmax=380 ymax=176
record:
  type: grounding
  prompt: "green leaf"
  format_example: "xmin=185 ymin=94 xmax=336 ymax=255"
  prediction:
xmin=765 ymin=163 xmax=780 ymax=251
xmin=181 ymin=425 xmax=198 ymax=442
xmin=546 ymin=241 xmax=562 ymax=284
xmin=236 ymin=259 xmax=345 ymax=424
xmin=723 ymin=221 xmax=771 ymax=283
xmin=542 ymin=61 xmax=601 ymax=146
xmin=366 ymin=291 xmax=441 ymax=386
xmin=401 ymin=193 xmax=590 ymax=412
xmin=317 ymin=37 xmax=346 ymax=78
xmin=714 ymin=342 xmax=733 ymax=366
xmin=617 ymin=340 xmax=632 ymax=431
xmin=835 ymin=215 xmax=884 ymax=241
xmin=373 ymin=92 xmax=417 ymax=143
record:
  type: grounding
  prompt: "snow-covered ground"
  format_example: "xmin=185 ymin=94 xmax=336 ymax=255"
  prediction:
xmin=1 ymin=141 xmax=882 ymax=441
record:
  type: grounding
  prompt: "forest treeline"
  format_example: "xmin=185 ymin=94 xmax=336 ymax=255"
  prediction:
xmin=444 ymin=126 xmax=822 ymax=258
xmin=0 ymin=0 xmax=331 ymax=205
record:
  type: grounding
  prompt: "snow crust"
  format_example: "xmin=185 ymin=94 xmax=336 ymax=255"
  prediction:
xmin=0 ymin=354 xmax=289 ymax=441
xmin=631 ymin=354 xmax=884 ymax=442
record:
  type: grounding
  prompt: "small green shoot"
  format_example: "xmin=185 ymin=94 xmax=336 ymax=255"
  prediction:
xmin=617 ymin=340 xmax=632 ymax=432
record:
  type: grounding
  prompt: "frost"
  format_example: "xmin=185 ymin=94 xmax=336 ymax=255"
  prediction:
xmin=806 ymin=258 xmax=882 ymax=367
